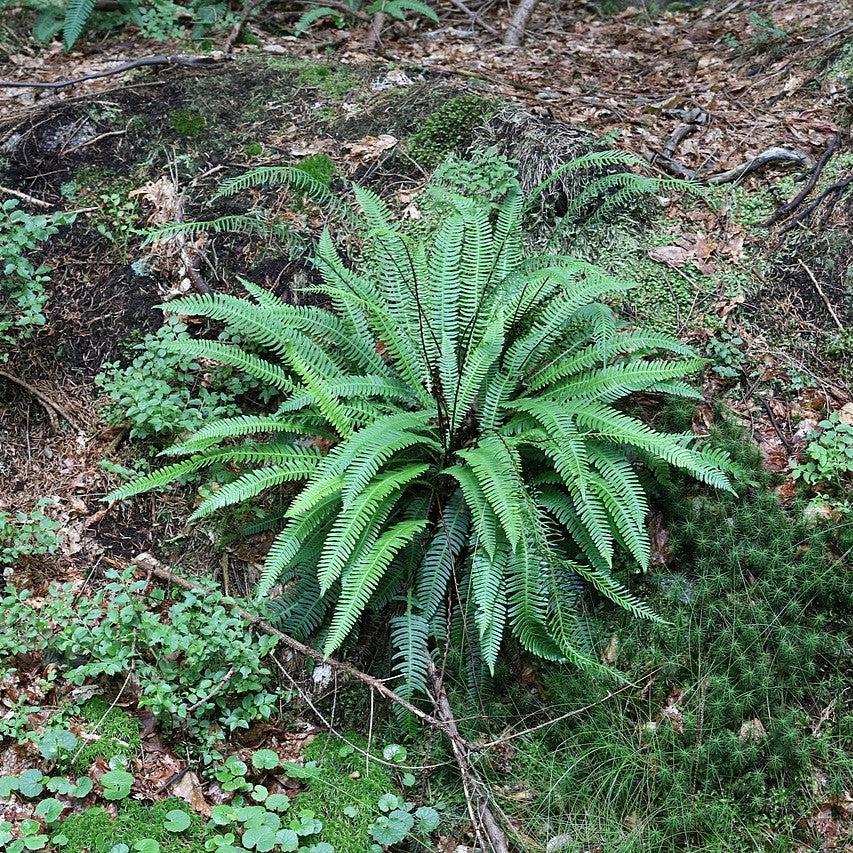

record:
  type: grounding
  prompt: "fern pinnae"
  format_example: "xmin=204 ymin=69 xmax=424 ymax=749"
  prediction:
xmin=63 ymin=0 xmax=95 ymax=48
xmin=324 ymin=519 xmax=428 ymax=655
xmin=189 ymin=454 xmax=321 ymax=520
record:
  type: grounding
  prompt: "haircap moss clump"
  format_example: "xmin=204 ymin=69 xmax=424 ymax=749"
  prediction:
xmin=406 ymin=95 xmax=498 ymax=168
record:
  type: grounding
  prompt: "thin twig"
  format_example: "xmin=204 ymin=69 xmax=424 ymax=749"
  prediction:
xmin=798 ymin=258 xmax=845 ymax=331
xmin=61 ymin=128 xmax=126 ymax=157
xmin=185 ymin=666 xmax=235 ymax=712
xmin=269 ymin=655 xmax=450 ymax=771
xmin=0 ymin=185 xmax=51 ymax=208
xmin=0 ymin=54 xmax=228 ymax=90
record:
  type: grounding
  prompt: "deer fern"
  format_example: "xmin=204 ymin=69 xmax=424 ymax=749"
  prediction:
xmin=106 ymin=172 xmax=730 ymax=702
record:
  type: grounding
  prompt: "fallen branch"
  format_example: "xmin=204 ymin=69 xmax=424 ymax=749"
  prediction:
xmin=0 ymin=369 xmax=82 ymax=433
xmin=704 ymin=146 xmax=814 ymax=185
xmin=427 ymin=660 xmax=510 ymax=853
xmin=134 ymin=557 xmax=455 ymax=736
xmin=765 ymin=134 xmax=839 ymax=226
xmin=0 ymin=185 xmax=52 ymax=209
xmin=0 ymin=54 xmax=228 ymax=91
xmin=61 ymin=128 xmax=126 ymax=157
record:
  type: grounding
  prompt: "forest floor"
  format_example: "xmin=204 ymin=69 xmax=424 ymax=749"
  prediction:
xmin=0 ymin=0 xmax=851 ymax=850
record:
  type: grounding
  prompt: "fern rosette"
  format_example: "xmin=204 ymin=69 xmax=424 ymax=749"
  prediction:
xmin=107 ymin=179 xmax=730 ymax=696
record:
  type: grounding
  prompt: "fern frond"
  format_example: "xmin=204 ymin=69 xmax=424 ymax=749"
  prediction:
xmin=146 ymin=216 xmax=288 ymax=243
xmin=415 ymin=491 xmax=469 ymax=619
xmin=189 ymin=451 xmax=322 ymax=520
xmin=294 ymin=5 xmax=344 ymax=35
xmin=390 ymin=609 xmax=431 ymax=700
xmin=63 ymin=0 xmax=95 ymax=48
xmin=324 ymin=519 xmax=428 ymax=655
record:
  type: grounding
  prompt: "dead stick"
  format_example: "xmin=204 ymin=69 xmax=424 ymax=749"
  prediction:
xmin=0 ymin=185 xmax=52 ymax=208
xmin=137 ymin=559 xmax=456 ymax=736
xmin=427 ymin=659 xmax=510 ymax=853
xmin=0 ymin=54 xmax=228 ymax=91
xmin=0 ymin=369 xmax=82 ymax=432
xmin=765 ymin=134 xmax=839 ymax=226
xmin=798 ymin=258 xmax=845 ymax=331
xmin=61 ymin=128 xmax=126 ymax=157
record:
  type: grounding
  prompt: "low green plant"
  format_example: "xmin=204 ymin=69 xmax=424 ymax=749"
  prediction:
xmin=106 ymin=175 xmax=730 ymax=705
xmin=706 ymin=329 xmax=745 ymax=379
xmin=0 ymin=498 xmax=61 ymax=568
xmin=30 ymin=0 xmax=241 ymax=50
xmin=791 ymin=412 xmax=853 ymax=491
xmin=96 ymin=317 xmax=258 ymax=441
xmin=0 ymin=200 xmax=73 ymax=356
xmin=0 ymin=568 xmax=279 ymax=761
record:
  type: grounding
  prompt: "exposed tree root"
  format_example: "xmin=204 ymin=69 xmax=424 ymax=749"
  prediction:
xmin=0 ymin=369 xmax=82 ymax=433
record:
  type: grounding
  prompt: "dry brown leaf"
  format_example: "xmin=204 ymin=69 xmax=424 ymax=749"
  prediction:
xmin=346 ymin=134 xmax=398 ymax=165
xmin=173 ymin=770 xmax=211 ymax=817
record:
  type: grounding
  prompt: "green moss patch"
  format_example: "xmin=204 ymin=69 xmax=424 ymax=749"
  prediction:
xmin=406 ymin=95 xmax=498 ymax=168
xmin=169 ymin=108 xmax=208 ymax=138
xmin=292 ymin=734 xmax=401 ymax=852
xmin=66 ymin=698 xmax=142 ymax=774
xmin=59 ymin=799 xmax=206 ymax=852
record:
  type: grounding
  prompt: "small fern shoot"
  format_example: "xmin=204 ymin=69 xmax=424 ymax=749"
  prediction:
xmin=107 ymin=170 xmax=730 ymax=704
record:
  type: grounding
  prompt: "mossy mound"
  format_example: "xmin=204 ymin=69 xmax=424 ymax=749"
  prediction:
xmin=290 ymin=734 xmax=403 ymax=853
xmin=59 ymin=799 xmax=205 ymax=852
xmin=56 ymin=698 xmax=142 ymax=774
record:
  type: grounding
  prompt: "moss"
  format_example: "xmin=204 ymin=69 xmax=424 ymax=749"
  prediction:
xmin=406 ymin=95 xmax=498 ymax=168
xmin=294 ymin=153 xmax=335 ymax=187
xmin=59 ymin=799 xmax=207 ymax=852
xmin=291 ymin=734 xmax=401 ymax=853
xmin=295 ymin=62 xmax=359 ymax=100
xmin=64 ymin=698 xmax=142 ymax=773
xmin=169 ymin=108 xmax=208 ymax=138
xmin=243 ymin=141 xmax=264 ymax=157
